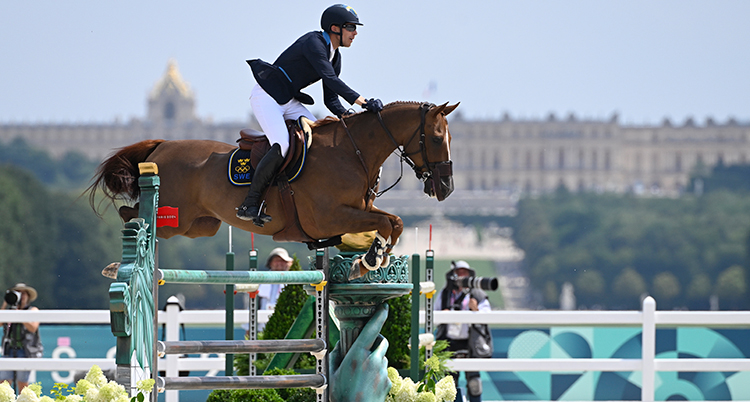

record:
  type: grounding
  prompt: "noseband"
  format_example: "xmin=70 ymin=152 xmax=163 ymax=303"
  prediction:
xmin=374 ymin=102 xmax=453 ymax=197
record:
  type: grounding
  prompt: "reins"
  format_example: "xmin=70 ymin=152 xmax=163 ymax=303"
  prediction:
xmin=338 ymin=102 xmax=437 ymax=200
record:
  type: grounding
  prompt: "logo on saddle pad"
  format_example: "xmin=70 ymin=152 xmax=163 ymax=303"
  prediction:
xmin=228 ymin=143 xmax=308 ymax=186
xmin=229 ymin=117 xmax=313 ymax=186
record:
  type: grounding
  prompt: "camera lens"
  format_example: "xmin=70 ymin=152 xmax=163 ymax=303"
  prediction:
xmin=455 ymin=276 xmax=499 ymax=291
xmin=4 ymin=290 xmax=21 ymax=305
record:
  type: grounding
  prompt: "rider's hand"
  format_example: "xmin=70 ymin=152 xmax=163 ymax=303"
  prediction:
xmin=362 ymin=98 xmax=384 ymax=113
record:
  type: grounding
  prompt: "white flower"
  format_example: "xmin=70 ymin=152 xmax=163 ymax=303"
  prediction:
xmin=26 ymin=384 xmax=41 ymax=398
xmin=73 ymin=379 xmax=93 ymax=396
xmin=0 ymin=381 xmax=16 ymax=402
xmin=97 ymin=382 xmax=127 ymax=402
xmin=84 ymin=387 xmax=99 ymax=402
xmin=416 ymin=392 xmax=437 ymax=402
xmin=135 ymin=379 xmax=155 ymax=394
xmin=15 ymin=387 xmax=40 ymax=402
xmin=394 ymin=378 xmax=418 ymax=402
xmin=39 ymin=397 xmax=55 ymax=402
xmin=425 ymin=356 xmax=440 ymax=373
xmin=84 ymin=365 xmax=108 ymax=389
xmin=435 ymin=376 xmax=456 ymax=402
xmin=63 ymin=395 xmax=83 ymax=402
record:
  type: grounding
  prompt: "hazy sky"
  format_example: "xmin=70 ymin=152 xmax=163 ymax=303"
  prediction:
xmin=1 ymin=1 xmax=748 ymax=125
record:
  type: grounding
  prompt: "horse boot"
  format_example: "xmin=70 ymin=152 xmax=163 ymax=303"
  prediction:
xmin=236 ymin=143 xmax=285 ymax=226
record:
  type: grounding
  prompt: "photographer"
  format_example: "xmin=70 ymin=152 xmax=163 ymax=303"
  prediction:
xmin=0 ymin=283 xmax=42 ymax=392
xmin=435 ymin=261 xmax=492 ymax=402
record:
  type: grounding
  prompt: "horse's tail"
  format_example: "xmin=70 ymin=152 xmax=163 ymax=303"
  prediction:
xmin=87 ymin=139 xmax=166 ymax=216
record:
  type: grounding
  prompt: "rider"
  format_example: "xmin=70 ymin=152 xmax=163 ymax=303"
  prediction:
xmin=237 ymin=4 xmax=384 ymax=226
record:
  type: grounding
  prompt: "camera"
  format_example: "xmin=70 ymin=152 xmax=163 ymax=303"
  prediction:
xmin=449 ymin=275 xmax=499 ymax=291
xmin=4 ymin=290 xmax=21 ymax=306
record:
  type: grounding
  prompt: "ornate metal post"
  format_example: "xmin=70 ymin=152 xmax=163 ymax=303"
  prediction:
xmin=309 ymin=252 xmax=412 ymax=356
xmin=109 ymin=162 xmax=159 ymax=395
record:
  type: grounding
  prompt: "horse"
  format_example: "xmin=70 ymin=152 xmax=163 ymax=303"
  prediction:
xmin=89 ymin=101 xmax=458 ymax=271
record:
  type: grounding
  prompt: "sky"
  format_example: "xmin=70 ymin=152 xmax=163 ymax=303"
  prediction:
xmin=1 ymin=1 xmax=749 ymax=126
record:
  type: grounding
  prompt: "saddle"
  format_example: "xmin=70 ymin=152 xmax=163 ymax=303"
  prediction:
xmin=236 ymin=118 xmax=328 ymax=246
xmin=237 ymin=118 xmax=312 ymax=173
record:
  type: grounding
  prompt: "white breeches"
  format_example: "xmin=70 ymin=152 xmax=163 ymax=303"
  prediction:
xmin=250 ymin=84 xmax=316 ymax=157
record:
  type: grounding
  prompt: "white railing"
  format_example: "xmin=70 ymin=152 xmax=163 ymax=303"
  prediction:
xmin=2 ymin=297 xmax=750 ymax=402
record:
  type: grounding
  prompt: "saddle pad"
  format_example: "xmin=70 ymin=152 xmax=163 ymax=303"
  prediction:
xmin=228 ymin=137 xmax=308 ymax=186
xmin=229 ymin=149 xmax=256 ymax=185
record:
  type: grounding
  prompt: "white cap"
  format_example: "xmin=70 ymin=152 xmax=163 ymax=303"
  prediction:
xmin=267 ymin=247 xmax=292 ymax=266
xmin=452 ymin=260 xmax=471 ymax=270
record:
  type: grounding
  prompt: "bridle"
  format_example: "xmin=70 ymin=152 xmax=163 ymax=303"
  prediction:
xmin=375 ymin=102 xmax=453 ymax=197
xmin=339 ymin=102 xmax=453 ymax=200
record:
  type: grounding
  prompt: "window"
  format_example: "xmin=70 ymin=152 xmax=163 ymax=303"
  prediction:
xmin=604 ymin=150 xmax=611 ymax=171
xmin=591 ymin=150 xmax=598 ymax=170
xmin=558 ymin=148 xmax=565 ymax=169
xmin=164 ymin=102 xmax=176 ymax=120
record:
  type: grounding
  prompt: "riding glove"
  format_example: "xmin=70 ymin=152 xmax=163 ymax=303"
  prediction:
xmin=363 ymin=98 xmax=384 ymax=113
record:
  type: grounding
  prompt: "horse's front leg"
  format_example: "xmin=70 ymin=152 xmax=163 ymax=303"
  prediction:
xmin=324 ymin=207 xmax=398 ymax=271
xmin=368 ymin=206 xmax=404 ymax=267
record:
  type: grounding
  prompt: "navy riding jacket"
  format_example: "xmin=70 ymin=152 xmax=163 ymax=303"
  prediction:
xmin=250 ymin=31 xmax=360 ymax=116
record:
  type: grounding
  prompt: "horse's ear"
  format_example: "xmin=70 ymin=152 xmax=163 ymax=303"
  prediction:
xmin=431 ymin=102 xmax=448 ymax=116
xmin=431 ymin=102 xmax=460 ymax=117
xmin=443 ymin=102 xmax=460 ymax=116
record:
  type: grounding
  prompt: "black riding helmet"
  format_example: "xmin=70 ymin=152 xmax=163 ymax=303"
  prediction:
xmin=321 ymin=4 xmax=363 ymax=35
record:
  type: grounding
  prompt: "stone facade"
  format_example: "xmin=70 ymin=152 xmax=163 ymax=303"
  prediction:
xmin=382 ymin=112 xmax=750 ymax=197
xmin=2 ymin=61 xmax=748 ymax=198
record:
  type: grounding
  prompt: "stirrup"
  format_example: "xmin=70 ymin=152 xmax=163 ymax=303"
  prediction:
xmin=236 ymin=205 xmax=273 ymax=226
xmin=236 ymin=205 xmax=256 ymax=221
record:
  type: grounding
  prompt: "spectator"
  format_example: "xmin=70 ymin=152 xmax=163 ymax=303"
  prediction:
xmin=1 ymin=283 xmax=42 ymax=392
xmin=258 ymin=248 xmax=294 ymax=310
xmin=434 ymin=261 xmax=491 ymax=402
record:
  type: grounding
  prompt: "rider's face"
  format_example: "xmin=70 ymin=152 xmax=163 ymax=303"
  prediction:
xmin=332 ymin=24 xmax=357 ymax=48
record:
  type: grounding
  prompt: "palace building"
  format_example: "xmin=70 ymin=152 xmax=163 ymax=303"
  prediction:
xmin=2 ymin=61 xmax=748 ymax=199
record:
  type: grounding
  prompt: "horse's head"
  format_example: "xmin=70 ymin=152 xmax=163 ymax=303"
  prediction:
xmin=409 ymin=102 xmax=459 ymax=201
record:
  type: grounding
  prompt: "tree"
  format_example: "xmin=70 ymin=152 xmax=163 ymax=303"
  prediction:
xmin=575 ymin=270 xmax=605 ymax=307
xmin=651 ymin=272 xmax=681 ymax=308
xmin=0 ymin=166 xmax=58 ymax=306
xmin=612 ymin=268 xmax=646 ymax=309
xmin=686 ymin=274 xmax=712 ymax=309
xmin=715 ymin=265 xmax=747 ymax=309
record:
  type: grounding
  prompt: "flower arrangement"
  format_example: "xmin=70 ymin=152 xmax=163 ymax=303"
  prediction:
xmin=0 ymin=365 xmax=154 ymax=402
xmin=386 ymin=356 xmax=456 ymax=402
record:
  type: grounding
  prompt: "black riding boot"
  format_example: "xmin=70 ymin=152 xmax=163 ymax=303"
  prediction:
xmin=236 ymin=143 xmax=285 ymax=226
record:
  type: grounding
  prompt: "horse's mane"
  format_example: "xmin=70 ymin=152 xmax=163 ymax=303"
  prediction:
xmin=309 ymin=101 xmax=424 ymax=129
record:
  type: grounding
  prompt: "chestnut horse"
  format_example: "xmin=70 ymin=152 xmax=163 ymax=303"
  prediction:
xmin=89 ymin=101 xmax=458 ymax=269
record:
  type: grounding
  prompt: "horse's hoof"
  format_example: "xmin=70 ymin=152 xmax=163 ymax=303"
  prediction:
xmin=102 ymin=262 xmax=121 ymax=279
xmin=348 ymin=259 xmax=369 ymax=280
xmin=380 ymin=254 xmax=390 ymax=267
xmin=362 ymin=253 xmax=382 ymax=271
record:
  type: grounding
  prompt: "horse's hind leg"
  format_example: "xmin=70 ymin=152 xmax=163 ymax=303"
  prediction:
xmin=119 ymin=204 xmax=139 ymax=223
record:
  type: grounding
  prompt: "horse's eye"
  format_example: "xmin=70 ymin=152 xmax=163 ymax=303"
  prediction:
xmin=432 ymin=136 xmax=443 ymax=144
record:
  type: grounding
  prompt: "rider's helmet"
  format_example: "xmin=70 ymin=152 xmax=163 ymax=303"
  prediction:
xmin=321 ymin=4 xmax=363 ymax=34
